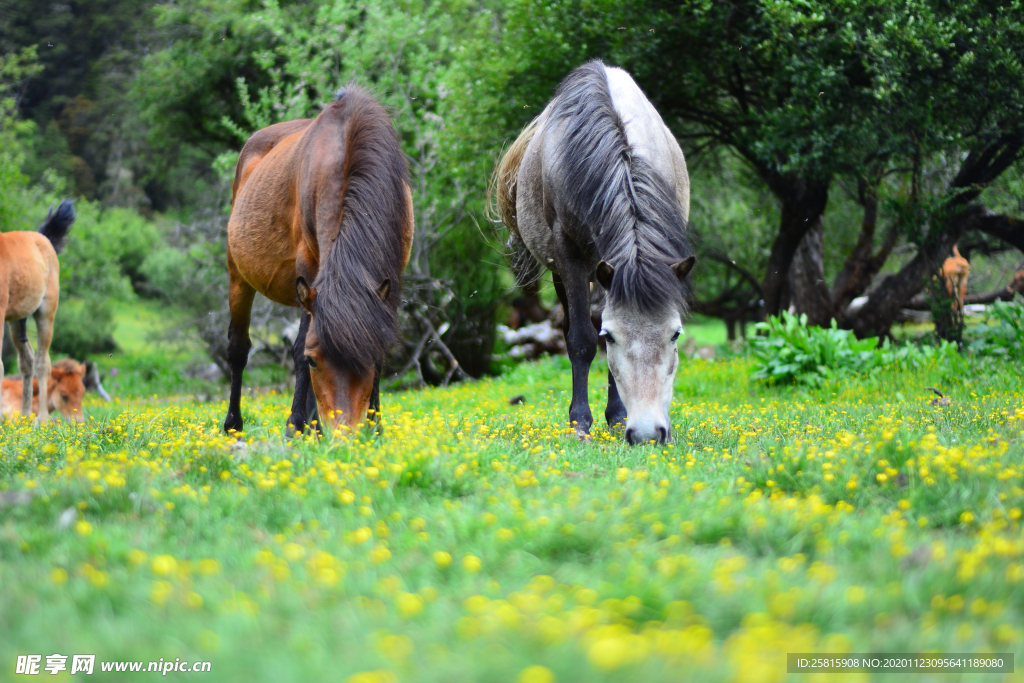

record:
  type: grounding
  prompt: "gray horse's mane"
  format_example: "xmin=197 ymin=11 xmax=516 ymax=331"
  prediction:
xmin=552 ymin=61 xmax=693 ymax=313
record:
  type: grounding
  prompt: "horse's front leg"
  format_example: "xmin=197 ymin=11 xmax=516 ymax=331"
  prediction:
xmin=605 ymin=371 xmax=627 ymax=429
xmin=286 ymin=310 xmax=314 ymax=436
xmin=223 ymin=257 xmax=256 ymax=435
xmin=553 ymin=265 xmax=597 ymax=439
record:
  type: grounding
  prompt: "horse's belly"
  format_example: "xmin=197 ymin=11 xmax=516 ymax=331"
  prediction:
xmin=229 ymin=221 xmax=299 ymax=306
xmin=228 ymin=180 xmax=301 ymax=306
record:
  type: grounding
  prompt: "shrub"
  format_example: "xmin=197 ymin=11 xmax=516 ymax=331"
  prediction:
xmin=49 ymin=297 xmax=118 ymax=359
xmin=968 ymin=300 xmax=1024 ymax=360
xmin=59 ymin=201 xmax=160 ymax=300
xmin=750 ymin=312 xmax=961 ymax=386
xmin=750 ymin=313 xmax=882 ymax=386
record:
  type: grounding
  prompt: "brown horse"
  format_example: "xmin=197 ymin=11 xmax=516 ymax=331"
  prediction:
xmin=0 ymin=200 xmax=75 ymax=422
xmin=223 ymin=86 xmax=413 ymax=435
xmin=2 ymin=358 xmax=87 ymax=423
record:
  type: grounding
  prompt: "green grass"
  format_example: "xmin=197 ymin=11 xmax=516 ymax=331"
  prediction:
xmin=89 ymin=299 xmax=291 ymax=399
xmin=682 ymin=314 xmax=728 ymax=347
xmin=1 ymin=351 xmax=1023 ymax=682
xmin=110 ymin=299 xmax=194 ymax=356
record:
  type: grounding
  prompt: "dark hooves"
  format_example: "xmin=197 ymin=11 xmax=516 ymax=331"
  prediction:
xmin=286 ymin=413 xmax=305 ymax=437
xmin=224 ymin=414 xmax=243 ymax=434
xmin=605 ymin=411 xmax=627 ymax=430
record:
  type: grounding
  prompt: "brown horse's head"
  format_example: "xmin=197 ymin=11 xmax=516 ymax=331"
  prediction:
xmin=47 ymin=359 xmax=87 ymax=423
xmin=296 ymin=277 xmax=390 ymax=433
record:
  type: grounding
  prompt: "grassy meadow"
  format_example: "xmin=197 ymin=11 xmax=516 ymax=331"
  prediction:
xmin=2 ymin=335 xmax=1024 ymax=682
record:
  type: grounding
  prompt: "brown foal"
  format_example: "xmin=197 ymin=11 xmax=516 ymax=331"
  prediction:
xmin=0 ymin=200 xmax=75 ymax=423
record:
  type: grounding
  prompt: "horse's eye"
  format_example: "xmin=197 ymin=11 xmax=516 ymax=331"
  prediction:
xmin=305 ymin=356 xmax=318 ymax=369
xmin=61 ymin=394 xmax=70 ymax=401
xmin=600 ymin=331 xmax=615 ymax=344
xmin=671 ymin=330 xmax=681 ymax=342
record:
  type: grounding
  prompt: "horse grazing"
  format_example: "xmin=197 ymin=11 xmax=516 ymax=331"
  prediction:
xmin=942 ymin=246 xmax=970 ymax=315
xmin=492 ymin=61 xmax=695 ymax=445
xmin=0 ymin=200 xmax=76 ymax=422
xmin=2 ymin=358 xmax=88 ymax=423
xmin=223 ymin=86 xmax=413 ymax=435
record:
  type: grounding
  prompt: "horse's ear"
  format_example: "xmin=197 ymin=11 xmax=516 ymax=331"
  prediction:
xmin=377 ymin=278 xmax=391 ymax=302
xmin=671 ymin=256 xmax=696 ymax=281
xmin=296 ymin=277 xmax=316 ymax=313
xmin=595 ymin=261 xmax=615 ymax=290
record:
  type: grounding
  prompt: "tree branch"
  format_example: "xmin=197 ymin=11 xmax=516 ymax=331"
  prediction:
xmin=903 ymin=278 xmax=1024 ymax=310
xmin=705 ymin=249 xmax=764 ymax=296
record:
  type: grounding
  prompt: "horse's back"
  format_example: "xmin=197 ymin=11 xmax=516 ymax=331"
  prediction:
xmin=514 ymin=63 xmax=689 ymax=267
xmin=232 ymin=119 xmax=313 ymax=203
xmin=603 ymin=67 xmax=689 ymax=219
xmin=0 ymin=231 xmax=58 ymax=320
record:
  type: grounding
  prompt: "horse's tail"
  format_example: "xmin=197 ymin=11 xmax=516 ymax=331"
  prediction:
xmin=487 ymin=116 xmax=543 ymax=287
xmin=38 ymin=199 xmax=76 ymax=254
xmin=487 ymin=115 xmax=539 ymax=238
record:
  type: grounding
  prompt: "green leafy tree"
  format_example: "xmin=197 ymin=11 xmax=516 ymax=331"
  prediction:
xmin=135 ymin=0 xmax=504 ymax=378
xmin=0 ymin=47 xmax=42 ymax=232
xmin=469 ymin=0 xmax=1024 ymax=337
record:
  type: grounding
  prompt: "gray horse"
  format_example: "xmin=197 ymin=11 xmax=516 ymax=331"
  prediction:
xmin=492 ymin=61 xmax=695 ymax=445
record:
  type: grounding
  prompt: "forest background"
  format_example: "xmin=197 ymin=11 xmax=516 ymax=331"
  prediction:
xmin=2 ymin=0 xmax=1024 ymax=384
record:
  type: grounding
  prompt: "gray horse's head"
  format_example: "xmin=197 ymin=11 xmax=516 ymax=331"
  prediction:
xmin=596 ymin=256 xmax=695 ymax=445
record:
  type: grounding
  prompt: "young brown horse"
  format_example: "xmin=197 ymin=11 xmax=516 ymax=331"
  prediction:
xmin=2 ymin=358 xmax=88 ymax=423
xmin=223 ymin=87 xmax=413 ymax=435
xmin=0 ymin=200 xmax=75 ymax=422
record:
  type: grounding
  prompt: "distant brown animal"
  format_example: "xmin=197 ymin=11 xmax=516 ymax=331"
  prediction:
xmin=1007 ymin=269 xmax=1024 ymax=295
xmin=1 ymin=358 xmax=86 ymax=423
xmin=941 ymin=246 xmax=970 ymax=314
xmin=0 ymin=200 xmax=75 ymax=422
xmin=222 ymin=86 xmax=413 ymax=436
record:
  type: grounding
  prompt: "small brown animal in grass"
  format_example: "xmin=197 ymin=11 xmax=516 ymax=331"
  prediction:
xmin=1 ymin=358 xmax=87 ymax=422
xmin=941 ymin=246 xmax=970 ymax=315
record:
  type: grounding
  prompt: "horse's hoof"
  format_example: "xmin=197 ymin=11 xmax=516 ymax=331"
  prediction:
xmin=224 ymin=413 xmax=243 ymax=434
xmin=575 ymin=428 xmax=593 ymax=442
xmin=285 ymin=418 xmax=303 ymax=437
xmin=606 ymin=417 xmax=626 ymax=432
xmin=605 ymin=404 xmax=627 ymax=426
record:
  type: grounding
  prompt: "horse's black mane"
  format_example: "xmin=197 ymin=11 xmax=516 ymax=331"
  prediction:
xmin=552 ymin=60 xmax=693 ymax=312
xmin=311 ymin=87 xmax=409 ymax=373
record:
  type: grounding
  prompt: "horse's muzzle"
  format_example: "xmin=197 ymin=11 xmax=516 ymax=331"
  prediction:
xmin=625 ymin=424 xmax=670 ymax=446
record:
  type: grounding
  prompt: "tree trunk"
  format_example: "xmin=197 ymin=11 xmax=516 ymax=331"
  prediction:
xmin=762 ymin=176 xmax=830 ymax=315
xmin=788 ymin=216 xmax=833 ymax=325
xmin=830 ymin=179 xmax=901 ymax=325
